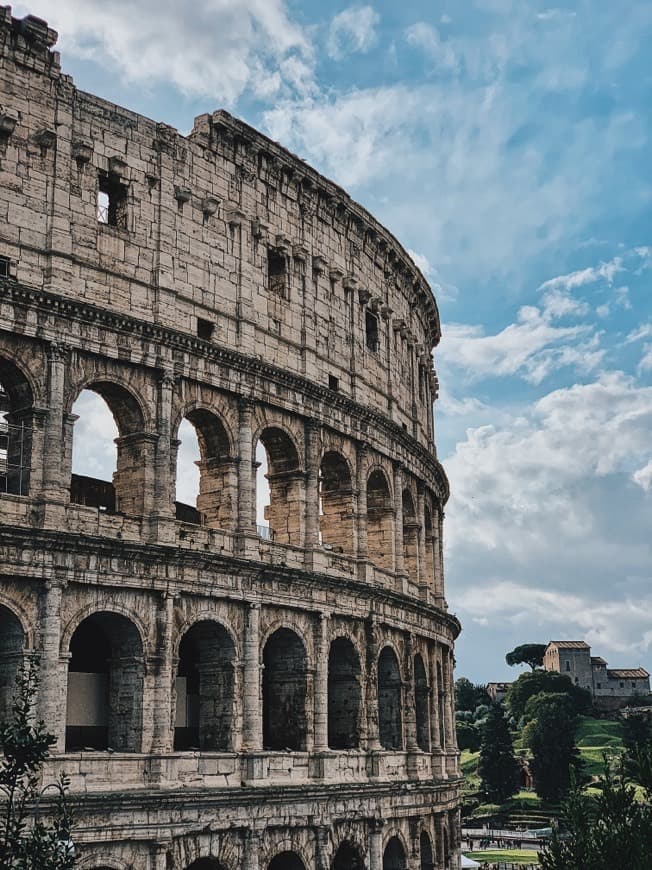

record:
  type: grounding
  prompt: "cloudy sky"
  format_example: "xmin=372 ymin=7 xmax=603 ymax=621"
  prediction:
xmin=24 ymin=0 xmax=652 ymax=683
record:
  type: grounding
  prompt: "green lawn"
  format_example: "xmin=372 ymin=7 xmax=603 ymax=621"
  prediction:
xmin=575 ymin=716 xmax=624 ymax=776
xmin=465 ymin=849 xmax=539 ymax=865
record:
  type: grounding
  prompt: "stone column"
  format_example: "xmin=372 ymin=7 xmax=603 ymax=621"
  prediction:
xmin=151 ymin=371 xmax=175 ymax=539
xmin=430 ymin=646 xmax=441 ymax=752
xmin=150 ymin=841 xmax=171 ymax=870
xmin=365 ymin=616 xmax=381 ymax=751
xmin=368 ymin=818 xmax=385 ymax=870
xmin=442 ymin=648 xmax=455 ymax=749
xmin=304 ymin=418 xmax=321 ymax=565
xmin=41 ymin=342 xmax=67 ymax=502
xmin=315 ymin=824 xmax=330 ymax=870
xmin=356 ymin=443 xmax=368 ymax=564
xmin=242 ymin=603 xmax=261 ymax=751
xmin=313 ymin=612 xmax=329 ymax=752
xmin=38 ymin=579 xmax=65 ymax=752
xmin=151 ymin=591 xmax=175 ymax=754
xmin=405 ymin=633 xmax=418 ymax=753
xmin=237 ymin=399 xmax=255 ymax=540
xmin=435 ymin=814 xmax=446 ymax=870
xmin=393 ymin=462 xmax=405 ymax=575
xmin=243 ymin=829 xmax=260 ymax=870
xmin=417 ymin=485 xmax=428 ymax=601
xmin=433 ymin=508 xmax=445 ymax=607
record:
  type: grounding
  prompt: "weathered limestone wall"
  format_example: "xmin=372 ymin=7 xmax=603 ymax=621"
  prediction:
xmin=0 ymin=7 xmax=461 ymax=870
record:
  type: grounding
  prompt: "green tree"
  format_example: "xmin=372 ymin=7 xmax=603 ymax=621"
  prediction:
xmin=455 ymin=677 xmax=490 ymax=712
xmin=506 ymin=669 xmax=592 ymax=721
xmin=505 ymin=643 xmax=548 ymax=671
xmin=456 ymin=721 xmax=481 ymax=752
xmin=529 ymin=693 xmax=580 ymax=802
xmin=540 ymin=764 xmax=652 ymax=870
xmin=0 ymin=660 xmax=74 ymax=868
xmin=478 ymin=705 xmax=519 ymax=803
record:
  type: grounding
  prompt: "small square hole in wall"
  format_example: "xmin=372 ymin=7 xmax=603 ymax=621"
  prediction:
xmin=97 ymin=173 xmax=128 ymax=229
xmin=402 ymin=423 xmax=408 ymax=432
xmin=0 ymin=256 xmax=10 ymax=278
xmin=329 ymin=374 xmax=339 ymax=391
xmin=197 ymin=318 xmax=214 ymax=340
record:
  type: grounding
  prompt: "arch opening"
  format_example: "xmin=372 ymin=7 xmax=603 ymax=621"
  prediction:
xmin=419 ymin=832 xmax=434 ymax=870
xmin=268 ymin=852 xmax=305 ymax=870
xmin=66 ymin=612 xmax=143 ymax=752
xmin=174 ymin=620 xmax=235 ymax=751
xmin=184 ymin=860 xmax=228 ymax=870
xmin=175 ymin=409 xmax=234 ymax=529
xmin=402 ymin=489 xmax=419 ymax=580
xmin=0 ymin=604 xmax=25 ymax=723
xmin=70 ymin=383 xmax=145 ymax=516
xmin=367 ymin=469 xmax=393 ymax=571
xmin=319 ymin=451 xmax=353 ymax=555
xmin=256 ymin=427 xmax=302 ymax=545
xmin=262 ymin=628 xmax=307 ymax=751
xmin=332 ymin=841 xmax=365 ymax=870
xmin=414 ymin=653 xmax=430 ymax=751
xmin=0 ymin=359 xmax=34 ymax=496
xmin=383 ymin=837 xmax=407 ymax=870
xmin=378 ymin=647 xmax=403 ymax=750
xmin=327 ymin=637 xmax=361 ymax=750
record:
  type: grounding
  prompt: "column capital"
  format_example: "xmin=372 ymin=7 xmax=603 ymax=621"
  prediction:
xmin=47 ymin=341 xmax=70 ymax=363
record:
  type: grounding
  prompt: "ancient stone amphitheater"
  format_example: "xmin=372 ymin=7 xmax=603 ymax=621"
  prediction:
xmin=0 ymin=9 xmax=461 ymax=870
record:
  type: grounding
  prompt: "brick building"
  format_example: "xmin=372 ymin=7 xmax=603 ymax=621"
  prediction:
xmin=0 ymin=8 xmax=461 ymax=870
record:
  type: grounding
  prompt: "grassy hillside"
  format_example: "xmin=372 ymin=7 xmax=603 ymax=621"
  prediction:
xmin=575 ymin=716 xmax=624 ymax=776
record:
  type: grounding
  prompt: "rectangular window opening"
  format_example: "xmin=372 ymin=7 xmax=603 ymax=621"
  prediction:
xmin=268 ymin=248 xmax=288 ymax=298
xmin=328 ymin=374 xmax=339 ymax=392
xmin=0 ymin=256 xmax=10 ymax=278
xmin=97 ymin=173 xmax=128 ymax=229
xmin=365 ymin=309 xmax=379 ymax=352
xmin=197 ymin=318 xmax=214 ymax=340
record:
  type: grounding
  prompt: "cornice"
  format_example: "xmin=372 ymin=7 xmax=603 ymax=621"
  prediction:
xmin=0 ymin=278 xmax=450 ymax=503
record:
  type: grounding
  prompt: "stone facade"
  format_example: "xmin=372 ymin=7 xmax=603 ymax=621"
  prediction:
xmin=0 ymin=8 xmax=461 ymax=870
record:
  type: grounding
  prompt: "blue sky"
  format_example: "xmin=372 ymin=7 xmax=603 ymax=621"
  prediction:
xmin=22 ymin=0 xmax=652 ymax=683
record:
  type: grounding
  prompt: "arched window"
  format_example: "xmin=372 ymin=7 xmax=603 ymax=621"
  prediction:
xmin=319 ymin=451 xmax=354 ymax=555
xmin=414 ymin=653 xmax=430 ymax=751
xmin=402 ymin=489 xmax=418 ymax=580
xmin=66 ymin=612 xmax=143 ymax=752
xmin=383 ymin=837 xmax=407 ymax=870
xmin=175 ymin=409 xmax=234 ymax=528
xmin=332 ymin=841 xmax=364 ymax=870
xmin=419 ymin=832 xmax=434 ymax=870
xmin=268 ymin=852 xmax=306 ymax=870
xmin=256 ymin=427 xmax=302 ymax=545
xmin=367 ymin=469 xmax=393 ymax=571
xmin=328 ymin=637 xmax=361 ymax=749
xmin=0 ymin=358 xmax=34 ymax=496
xmin=0 ymin=604 xmax=25 ymax=723
xmin=175 ymin=620 xmax=235 ymax=751
xmin=185 ymin=860 xmax=228 ymax=870
xmin=378 ymin=647 xmax=403 ymax=750
xmin=70 ymin=382 xmax=145 ymax=516
xmin=263 ymin=628 xmax=307 ymax=751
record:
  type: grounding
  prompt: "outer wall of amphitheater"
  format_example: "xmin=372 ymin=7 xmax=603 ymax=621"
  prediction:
xmin=0 ymin=9 xmax=461 ymax=870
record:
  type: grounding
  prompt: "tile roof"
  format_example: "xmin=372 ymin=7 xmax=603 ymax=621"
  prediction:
xmin=548 ymin=640 xmax=590 ymax=649
xmin=607 ymin=668 xmax=650 ymax=680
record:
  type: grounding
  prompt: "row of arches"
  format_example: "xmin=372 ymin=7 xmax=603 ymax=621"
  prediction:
xmin=0 ymin=358 xmax=443 ymax=591
xmin=0 ymin=603 xmax=452 ymax=756
xmin=83 ymin=830 xmax=451 ymax=870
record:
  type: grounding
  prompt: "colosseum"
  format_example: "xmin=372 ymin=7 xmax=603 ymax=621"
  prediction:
xmin=0 ymin=8 xmax=461 ymax=870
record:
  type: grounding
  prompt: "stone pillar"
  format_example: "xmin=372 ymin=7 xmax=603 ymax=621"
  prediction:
xmin=151 ymin=591 xmax=175 ymax=754
xmin=405 ymin=633 xmax=418 ymax=753
xmin=433 ymin=508 xmax=445 ymax=607
xmin=113 ymin=432 xmax=158 ymax=516
xmin=237 ymin=399 xmax=255 ymax=540
xmin=369 ymin=818 xmax=384 ymax=870
xmin=313 ymin=612 xmax=329 ymax=751
xmin=315 ymin=823 xmax=330 ymax=870
xmin=150 ymin=841 xmax=171 ymax=870
xmin=38 ymin=579 xmax=65 ymax=752
xmin=304 ymin=418 xmax=321 ymax=565
xmin=417 ymin=486 xmax=428 ymax=601
xmin=393 ymin=462 xmax=405 ymax=575
xmin=356 ymin=443 xmax=368 ymax=565
xmin=243 ymin=829 xmax=260 ymax=870
xmin=430 ymin=646 xmax=441 ymax=752
xmin=242 ymin=603 xmax=261 ymax=751
xmin=41 ymin=342 xmax=67 ymax=502
xmin=154 ymin=371 xmax=175 ymax=513
xmin=442 ymin=648 xmax=455 ymax=749
xmin=365 ymin=616 xmax=381 ymax=751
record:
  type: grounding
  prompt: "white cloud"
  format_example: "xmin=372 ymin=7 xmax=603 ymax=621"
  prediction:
xmin=538 ymin=257 xmax=624 ymax=292
xmin=407 ymin=248 xmax=433 ymax=276
xmin=633 ymin=460 xmax=652 ymax=492
xmin=14 ymin=0 xmax=312 ymax=104
xmin=638 ymin=344 xmax=652 ymax=374
xmin=627 ymin=323 xmax=652 ymax=343
xmin=405 ymin=21 xmax=457 ymax=71
xmin=327 ymin=6 xmax=379 ymax=60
